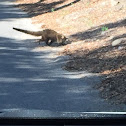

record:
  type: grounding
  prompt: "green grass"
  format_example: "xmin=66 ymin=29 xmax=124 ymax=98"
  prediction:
xmin=51 ymin=8 xmax=55 ymax=12
xmin=101 ymin=26 xmax=109 ymax=31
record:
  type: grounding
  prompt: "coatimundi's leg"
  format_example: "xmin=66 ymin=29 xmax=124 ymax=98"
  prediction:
xmin=45 ymin=39 xmax=53 ymax=46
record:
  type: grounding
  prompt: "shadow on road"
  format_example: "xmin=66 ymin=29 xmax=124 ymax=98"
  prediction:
xmin=0 ymin=1 xmax=27 ymax=20
xmin=0 ymin=36 xmax=103 ymax=112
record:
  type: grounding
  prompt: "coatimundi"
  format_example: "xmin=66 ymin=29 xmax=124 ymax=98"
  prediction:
xmin=13 ymin=27 xmax=69 ymax=46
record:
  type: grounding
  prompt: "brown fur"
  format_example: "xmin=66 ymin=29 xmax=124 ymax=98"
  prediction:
xmin=13 ymin=27 xmax=68 ymax=46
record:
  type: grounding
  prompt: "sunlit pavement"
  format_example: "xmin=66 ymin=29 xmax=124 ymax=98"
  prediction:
xmin=0 ymin=0 xmax=126 ymax=118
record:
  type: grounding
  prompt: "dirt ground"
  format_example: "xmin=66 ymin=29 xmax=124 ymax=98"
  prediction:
xmin=15 ymin=0 xmax=126 ymax=104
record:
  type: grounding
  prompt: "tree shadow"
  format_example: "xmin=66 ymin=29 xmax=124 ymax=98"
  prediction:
xmin=14 ymin=0 xmax=80 ymax=17
xmin=110 ymin=33 xmax=126 ymax=42
xmin=64 ymin=37 xmax=126 ymax=104
xmin=0 ymin=34 xmax=125 ymax=113
xmin=65 ymin=40 xmax=126 ymax=73
xmin=0 ymin=36 xmax=108 ymax=112
xmin=70 ymin=18 xmax=126 ymax=42
xmin=0 ymin=1 xmax=27 ymax=20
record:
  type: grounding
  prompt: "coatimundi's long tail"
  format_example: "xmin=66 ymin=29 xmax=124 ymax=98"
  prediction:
xmin=13 ymin=27 xmax=42 ymax=36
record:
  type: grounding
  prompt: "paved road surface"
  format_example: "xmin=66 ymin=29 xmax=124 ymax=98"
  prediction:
xmin=0 ymin=0 xmax=126 ymax=118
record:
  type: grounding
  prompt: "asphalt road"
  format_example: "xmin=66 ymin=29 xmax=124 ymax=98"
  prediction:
xmin=0 ymin=0 xmax=126 ymax=118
